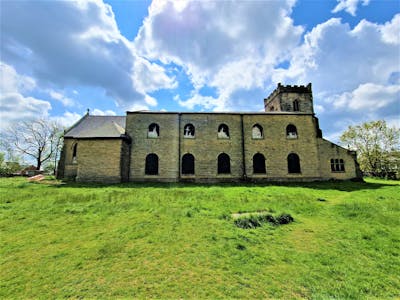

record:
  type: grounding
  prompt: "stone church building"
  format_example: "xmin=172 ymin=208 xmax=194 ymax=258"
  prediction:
xmin=57 ymin=83 xmax=361 ymax=183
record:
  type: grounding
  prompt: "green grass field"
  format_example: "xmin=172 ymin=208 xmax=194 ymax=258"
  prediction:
xmin=1 ymin=177 xmax=399 ymax=299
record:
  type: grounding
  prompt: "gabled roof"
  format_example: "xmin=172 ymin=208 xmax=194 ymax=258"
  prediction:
xmin=64 ymin=115 xmax=126 ymax=138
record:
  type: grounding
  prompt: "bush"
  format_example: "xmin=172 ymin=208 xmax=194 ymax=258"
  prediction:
xmin=276 ymin=213 xmax=294 ymax=225
xmin=234 ymin=213 xmax=293 ymax=229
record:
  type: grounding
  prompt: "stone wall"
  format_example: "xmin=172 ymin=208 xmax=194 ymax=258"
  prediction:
xmin=180 ymin=114 xmax=244 ymax=181
xmin=243 ymin=114 xmax=321 ymax=180
xmin=62 ymin=138 xmax=78 ymax=179
xmin=76 ymin=139 xmax=122 ymax=183
xmin=317 ymin=139 xmax=358 ymax=180
xmin=124 ymin=112 xmax=349 ymax=182
xmin=126 ymin=113 xmax=180 ymax=182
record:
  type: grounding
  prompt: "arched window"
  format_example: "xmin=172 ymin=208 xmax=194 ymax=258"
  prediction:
xmin=293 ymin=100 xmax=299 ymax=112
xmin=72 ymin=143 xmax=78 ymax=163
xmin=252 ymin=124 xmax=263 ymax=139
xmin=217 ymin=124 xmax=230 ymax=139
xmin=253 ymin=153 xmax=266 ymax=174
xmin=288 ymin=153 xmax=301 ymax=173
xmin=286 ymin=124 xmax=298 ymax=139
xmin=218 ymin=153 xmax=231 ymax=174
xmin=145 ymin=153 xmax=158 ymax=175
xmin=182 ymin=153 xmax=195 ymax=175
xmin=183 ymin=123 xmax=195 ymax=138
xmin=148 ymin=123 xmax=159 ymax=138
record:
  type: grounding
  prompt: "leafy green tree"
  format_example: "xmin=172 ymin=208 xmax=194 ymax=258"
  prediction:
xmin=0 ymin=151 xmax=22 ymax=176
xmin=340 ymin=120 xmax=400 ymax=178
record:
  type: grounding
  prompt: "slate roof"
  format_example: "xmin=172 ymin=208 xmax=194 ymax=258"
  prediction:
xmin=64 ymin=115 xmax=126 ymax=138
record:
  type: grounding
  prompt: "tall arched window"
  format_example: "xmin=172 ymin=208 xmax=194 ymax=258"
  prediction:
xmin=148 ymin=123 xmax=160 ymax=138
xmin=218 ymin=153 xmax=231 ymax=174
xmin=72 ymin=143 xmax=78 ymax=163
xmin=182 ymin=153 xmax=195 ymax=175
xmin=286 ymin=124 xmax=298 ymax=138
xmin=288 ymin=153 xmax=301 ymax=173
xmin=253 ymin=153 xmax=266 ymax=174
xmin=217 ymin=124 xmax=230 ymax=139
xmin=183 ymin=123 xmax=195 ymax=138
xmin=145 ymin=153 xmax=158 ymax=175
xmin=252 ymin=124 xmax=263 ymax=139
xmin=293 ymin=100 xmax=299 ymax=112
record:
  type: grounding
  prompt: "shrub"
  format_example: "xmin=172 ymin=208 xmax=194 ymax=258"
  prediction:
xmin=234 ymin=213 xmax=294 ymax=229
xmin=276 ymin=213 xmax=294 ymax=225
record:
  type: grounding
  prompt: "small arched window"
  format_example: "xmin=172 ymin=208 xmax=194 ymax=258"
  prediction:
xmin=72 ymin=143 xmax=78 ymax=163
xmin=288 ymin=153 xmax=301 ymax=173
xmin=145 ymin=153 xmax=158 ymax=175
xmin=218 ymin=153 xmax=231 ymax=174
xmin=217 ymin=124 xmax=230 ymax=139
xmin=286 ymin=124 xmax=298 ymax=139
xmin=252 ymin=124 xmax=263 ymax=139
xmin=183 ymin=123 xmax=195 ymax=138
xmin=148 ymin=123 xmax=160 ymax=138
xmin=293 ymin=100 xmax=299 ymax=112
xmin=253 ymin=153 xmax=266 ymax=174
xmin=182 ymin=153 xmax=195 ymax=175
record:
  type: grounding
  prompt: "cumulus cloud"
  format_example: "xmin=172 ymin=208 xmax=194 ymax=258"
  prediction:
xmin=0 ymin=63 xmax=52 ymax=129
xmin=332 ymin=0 xmax=370 ymax=16
xmin=48 ymin=90 xmax=75 ymax=107
xmin=0 ymin=62 xmax=36 ymax=93
xmin=91 ymin=108 xmax=117 ymax=116
xmin=271 ymin=14 xmax=400 ymax=139
xmin=51 ymin=111 xmax=82 ymax=128
xmin=135 ymin=0 xmax=302 ymax=111
xmin=333 ymin=83 xmax=400 ymax=111
xmin=274 ymin=15 xmax=400 ymax=94
xmin=0 ymin=0 xmax=175 ymax=110
xmin=0 ymin=93 xmax=51 ymax=129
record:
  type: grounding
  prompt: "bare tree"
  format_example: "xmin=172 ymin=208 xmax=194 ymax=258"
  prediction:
xmin=1 ymin=119 xmax=64 ymax=171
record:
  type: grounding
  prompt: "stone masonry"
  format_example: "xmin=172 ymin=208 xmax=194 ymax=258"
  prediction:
xmin=58 ymin=83 xmax=361 ymax=183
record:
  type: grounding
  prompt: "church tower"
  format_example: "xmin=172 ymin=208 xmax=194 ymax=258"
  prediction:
xmin=264 ymin=83 xmax=314 ymax=114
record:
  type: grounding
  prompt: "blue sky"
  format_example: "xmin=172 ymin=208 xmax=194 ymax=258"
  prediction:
xmin=1 ymin=0 xmax=399 ymax=142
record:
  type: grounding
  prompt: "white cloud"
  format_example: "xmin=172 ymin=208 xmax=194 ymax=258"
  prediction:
xmin=0 ymin=63 xmax=52 ymax=129
xmin=274 ymin=15 xmax=400 ymax=94
xmin=0 ymin=93 xmax=51 ymax=129
xmin=135 ymin=0 xmax=302 ymax=111
xmin=333 ymin=83 xmax=400 ymax=111
xmin=0 ymin=62 xmax=36 ymax=93
xmin=91 ymin=109 xmax=117 ymax=116
xmin=51 ymin=111 xmax=82 ymax=128
xmin=48 ymin=90 xmax=75 ymax=107
xmin=332 ymin=0 xmax=370 ymax=16
xmin=1 ymin=0 xmax=175 ymax=110
xmin=271 ymin=14 xmax=399 ymax=139
xmin=381 ymin=14 xmax=400 ymax=44
xmin=176 ymin=93 xmax=221 ymax=111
